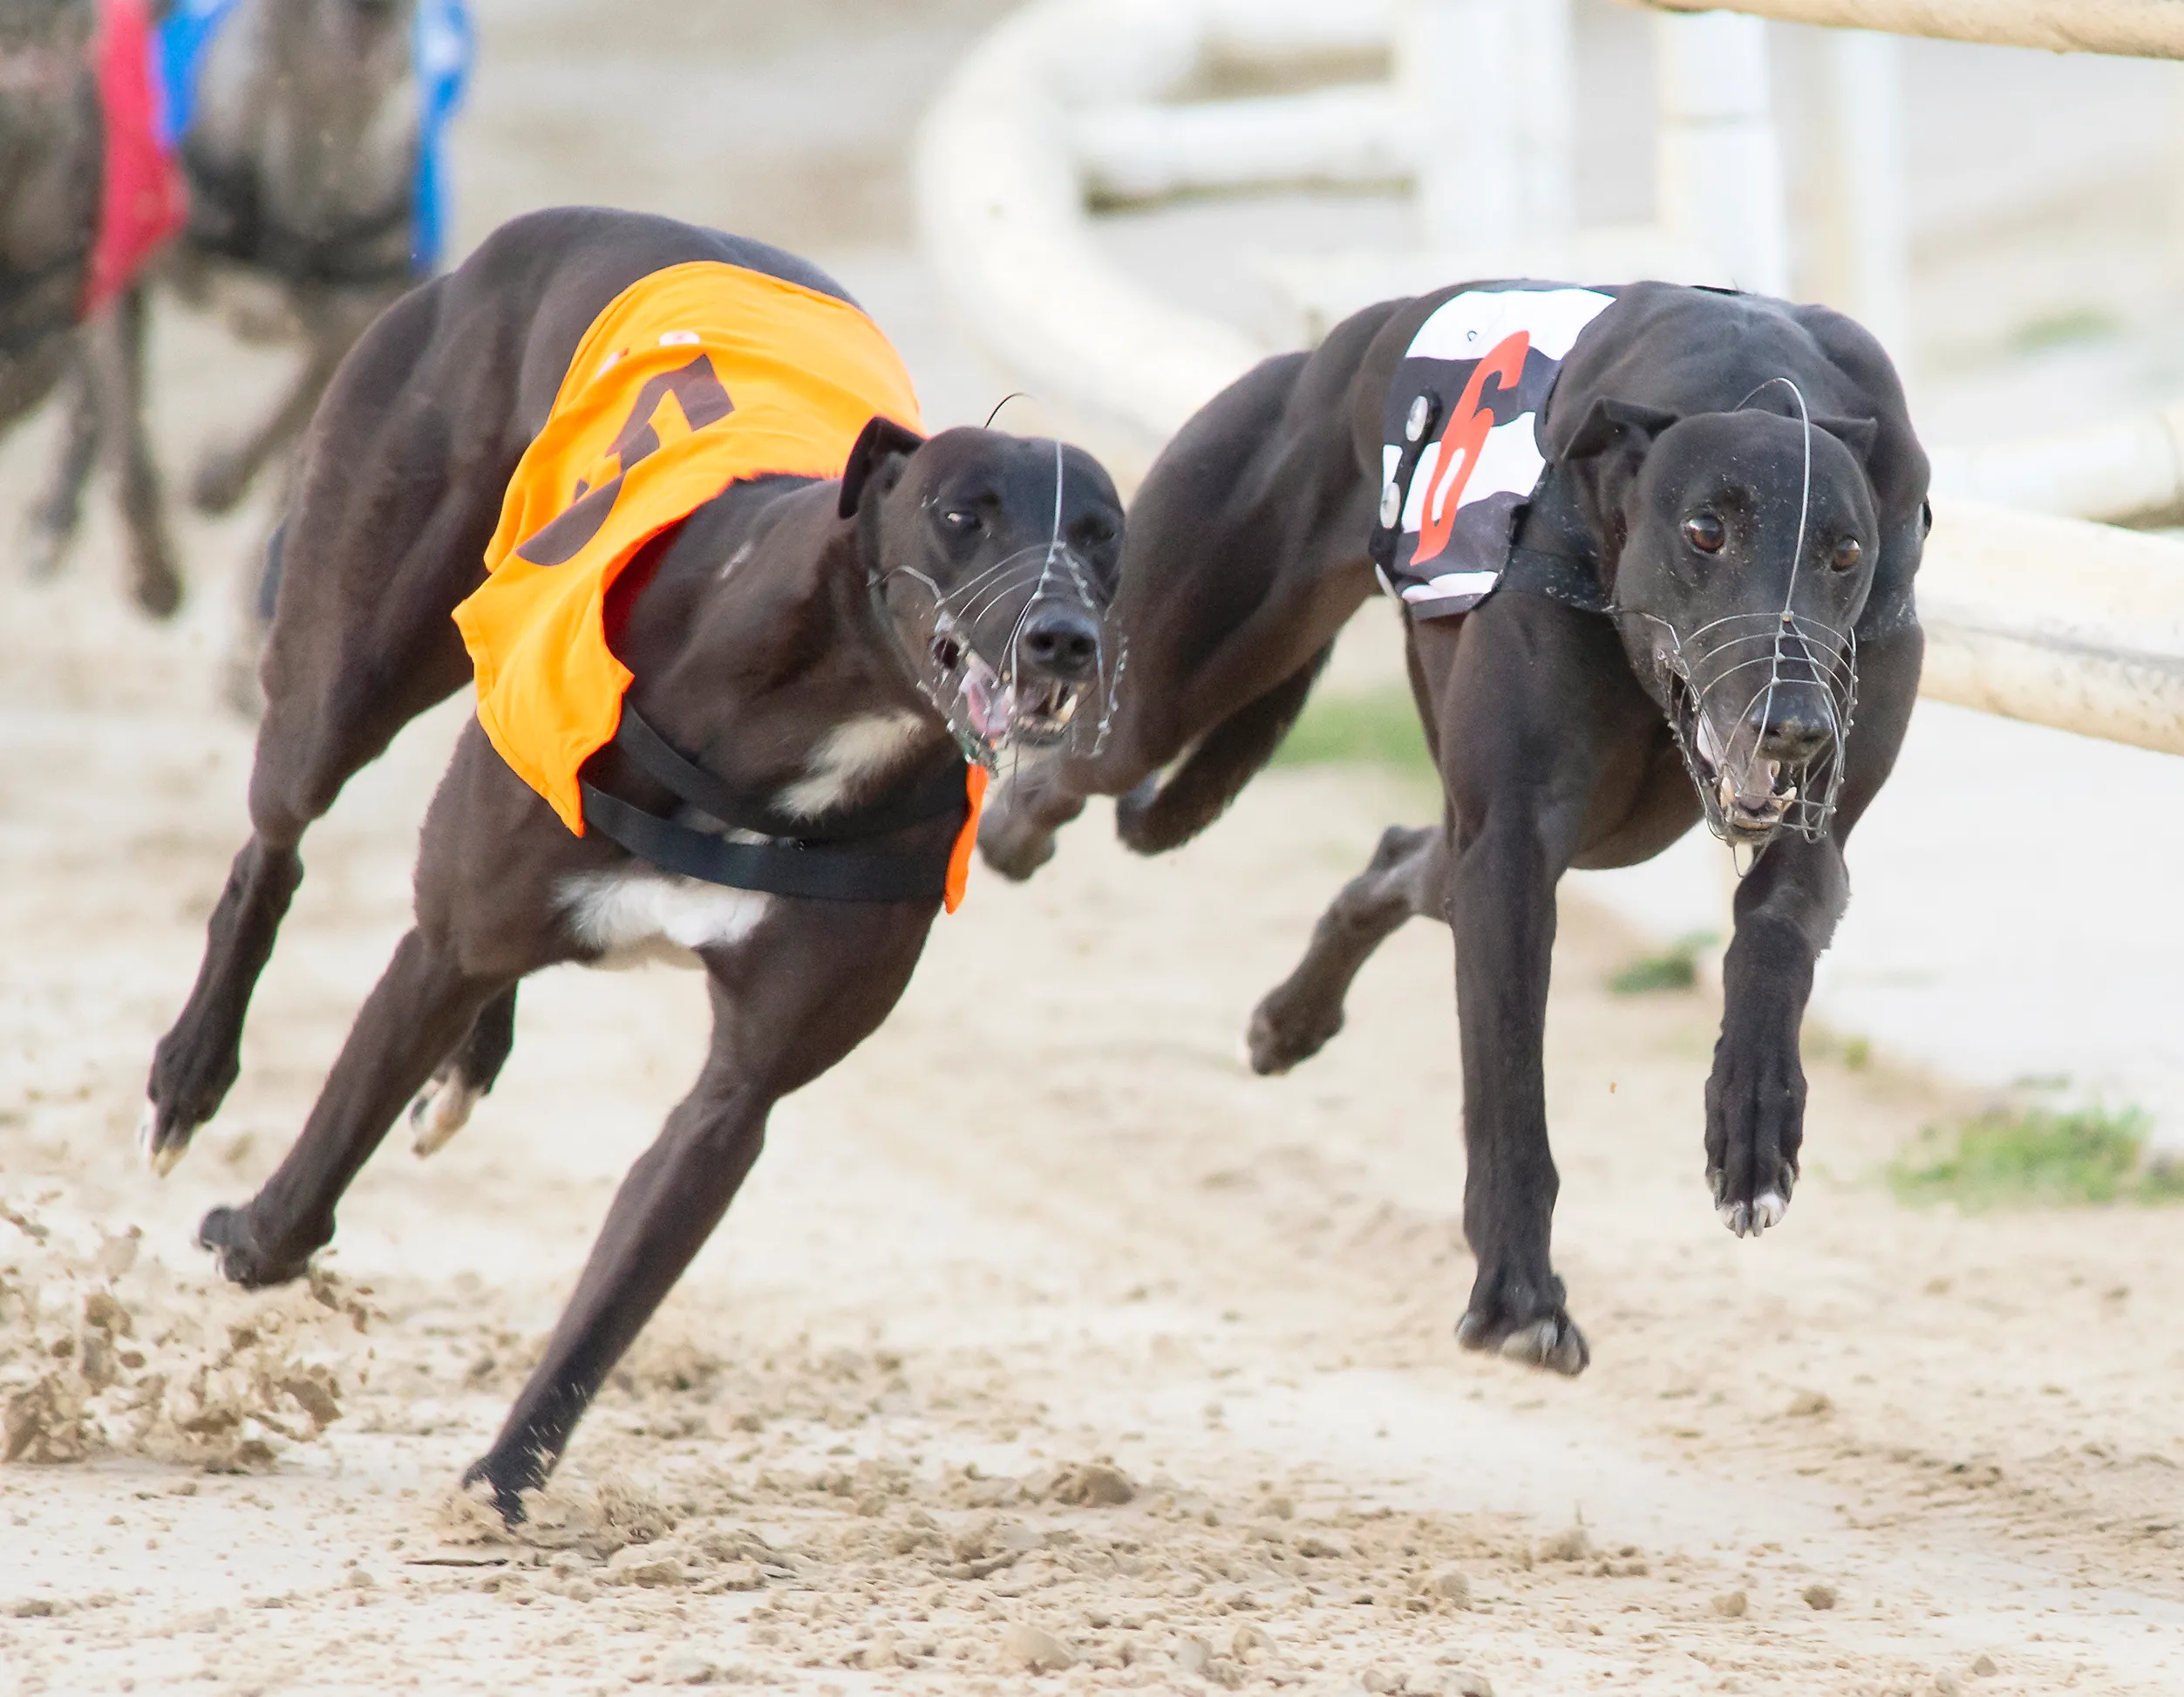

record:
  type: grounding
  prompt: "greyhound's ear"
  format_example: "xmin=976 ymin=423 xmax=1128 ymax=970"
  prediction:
xmin=839 ymin=415 xmax=928 ymax=519
xmin=1816 ymin=414 xmax=1880 ymax=463
xmin=1562 ymin=398 xmax=1678 ymax=462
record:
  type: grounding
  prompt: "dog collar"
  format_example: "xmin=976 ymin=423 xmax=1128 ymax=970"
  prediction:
xmin=579 ymin=704 xmax=981 ymax=908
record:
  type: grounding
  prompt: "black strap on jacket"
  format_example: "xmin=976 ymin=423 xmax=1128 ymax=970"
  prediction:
xmin=1499 ymin=543 xmax=1611 ymax=615
xmin=576 ymin=705 xmax=971 ymax=903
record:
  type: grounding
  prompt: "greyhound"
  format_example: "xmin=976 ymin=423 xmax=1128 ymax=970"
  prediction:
xmin=979 ymin=280 xmax=1928 ymax=1373
xmin=2 ymin=0 xmax=181 ymax=615
xmin=34 ymin=0 xmax=462 ymax=667
xmin=143 ymin=208 xmax=1123 ymax=1514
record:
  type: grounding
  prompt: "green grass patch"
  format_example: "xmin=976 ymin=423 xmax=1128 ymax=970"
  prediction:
xmin=1889 ymin=1104 xmax=2184 ymax=1210
xmin=2010 ymin=305 xmax=2121 ymax=354
xmin=1607 ymin=932 xmax=1718 ymax=995
xmin=1271 ymin=685 xmax=1436 ymax=783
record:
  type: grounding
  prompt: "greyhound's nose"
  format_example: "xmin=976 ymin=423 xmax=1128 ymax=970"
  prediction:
xmin=1017 ymin=604 xmax=1099 ymax=685
xmin=1756 ymin=699 xmax=1834 ymax=764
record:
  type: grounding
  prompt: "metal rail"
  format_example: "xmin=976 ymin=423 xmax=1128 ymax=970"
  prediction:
xmin=1623 ymin=0 xmax=2184 ymax=59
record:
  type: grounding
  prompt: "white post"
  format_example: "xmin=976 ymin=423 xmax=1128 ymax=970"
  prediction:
xmin=1401 ymin=0 xmax=1575 ymax=260
xmin=1654 ymin=11 xmax=1791 ymax=296
xmin=1827 ymin=29 xmax=1913 ymax=365
xmin=1511 ymin=0 xmax=1576 ymax=254
xmin=1402 ymin=0 xmax=1521 ymax=251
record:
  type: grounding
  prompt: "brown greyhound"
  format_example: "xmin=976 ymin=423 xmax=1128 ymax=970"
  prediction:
xmin=142 ymin=207 xmax=1124 ymax=1516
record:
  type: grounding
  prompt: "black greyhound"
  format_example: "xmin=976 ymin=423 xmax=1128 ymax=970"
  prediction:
xmin=1 ymin=0 xmax=180 ymax=615
xmin=980 ymin=280 xmax=1929 ymax=1373
xmin=142 ymin=208 xmax=1123 ymax=1513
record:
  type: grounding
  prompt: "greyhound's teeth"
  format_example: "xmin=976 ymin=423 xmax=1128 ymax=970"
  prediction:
xmin=1697 ymin=715 xmax=1723 ymax=767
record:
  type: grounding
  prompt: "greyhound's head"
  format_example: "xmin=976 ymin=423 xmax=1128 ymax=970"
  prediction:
xmin=1564 ymin=394 xmax=1879 ymax=846
xmin=841 ymin=419 xmax=1126 ymax=760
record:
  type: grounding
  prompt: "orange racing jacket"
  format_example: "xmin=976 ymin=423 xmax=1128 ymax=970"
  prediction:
xmin=452 ymin=260 xmax=980 ymax=909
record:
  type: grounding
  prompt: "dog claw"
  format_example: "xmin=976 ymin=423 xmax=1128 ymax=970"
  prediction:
xmin=408 ymin=1078 xmax=480 ymax=1158
xmin=1457 ymin=1311 xmax=1589 ymax=1376
xmin=140 ymin=1099 xmax=187 ymax=1176
xmin=1718 ymin=1189 xmax=1790 ymax=1239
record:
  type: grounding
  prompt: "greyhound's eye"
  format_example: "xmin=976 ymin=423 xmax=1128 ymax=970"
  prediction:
xmin=1072 ymin=515 xmax=1116 ymax=547
xmin=1830 ymin=535 xmax=1863 ymax=571
xmin=1683 ymin=512 xmax=1725 ymax=554
xmin=939 ymin=508 xmax=979 ymax=535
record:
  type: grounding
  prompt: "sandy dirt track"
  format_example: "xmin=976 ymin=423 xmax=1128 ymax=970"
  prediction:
xmin=5 ymin=3 xmax=2184 ymax=1693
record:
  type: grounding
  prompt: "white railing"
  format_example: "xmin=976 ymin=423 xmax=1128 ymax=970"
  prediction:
xmin=913 ymin=0 xmax=2184 ymax=757
xmin=1620 ymin=0 xmax=2184 ymax=58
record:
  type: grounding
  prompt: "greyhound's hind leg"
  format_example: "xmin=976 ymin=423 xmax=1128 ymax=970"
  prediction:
xmin=1248 ymin=823 xmax=1445 ymax=1074
xmin=89 ymin=286 xmax=182 ymax=618
xmin=147 ymin=535 xmax=478 ymax=1169
xmin=144 ymin=833 xmax=305 ymax=1172
xmin=200 ymin=929 xmax=511 ymax=1287
xmin=192 ymin=331 xmax=341 ymax=517
xmin=409 ymin=983 xmax=519 ymax=1156
xmin=24 ymin=344 xmax=99 ymax=581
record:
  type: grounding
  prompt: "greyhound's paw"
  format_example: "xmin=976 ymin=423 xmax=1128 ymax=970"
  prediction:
xmin=22 ymin=521 xmax=71 ymax=582
xmin=976 ymin=805 xmax=1058 ymax=883
xmin=1712 ymin=1183 xmax=1791 ymax=1239
xmin=197 ymin=1205 xmax=311 ymax=1290
xmin=460 ymin=1455 xmax=534 ymax=1527
xmin=1455 ymin=1271 xmax=1589 ymax=1377
xmin=1245 ymin=983 xmax=1344 ymax=1076
xmin=146 ymin=1026 xmax=246 ymax=1174
xmin=409 ymin=1075 xmax=483 ymax=1157
xmin=130 ymin=554 xmax=183 ymax=621
xmin=1704 ymin=1034 xmax=1805 ymax=1239
xmin=190 ymin=452 xmax=253 ymax=517
xmin=139 ymin=1095 xmax=195 ymax=1177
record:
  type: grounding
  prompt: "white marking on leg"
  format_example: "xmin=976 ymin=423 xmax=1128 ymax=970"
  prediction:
xmin=410 ymin=1076 xmax=485 ymax=1157
xmin=1752 ymin=1190 xmax=1786 ymax=1231
xmin=775 ymin=712 xmax=927 ymax=818
xmin=559 ymin=870 xmax=772 ymax=971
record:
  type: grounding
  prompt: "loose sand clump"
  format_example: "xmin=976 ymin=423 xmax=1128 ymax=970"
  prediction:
xmin=0 ymin=1200 xmax=365 ymax=1472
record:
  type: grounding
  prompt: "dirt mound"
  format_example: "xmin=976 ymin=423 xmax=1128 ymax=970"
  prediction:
xmin=1 ymin=1199 xmax=367 ymax=1472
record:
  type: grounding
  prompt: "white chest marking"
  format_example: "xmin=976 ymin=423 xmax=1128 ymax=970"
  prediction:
xmin=559 ymin=870 xmax=771 ymax=971
xmin=777 ymin=711 xmax=929 ymax=818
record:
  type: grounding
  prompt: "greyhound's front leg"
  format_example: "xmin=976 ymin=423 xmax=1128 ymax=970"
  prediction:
xmin=465 ymin=1056 xmax=770 ymax=1520
xmin=468 ymin=907 xmax=933 ymax=1519
xmin=1448 ymin=800 xmax=1589 ymax=1375
xmin=1705 ymin=835 xmax=1847 ymax=1236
